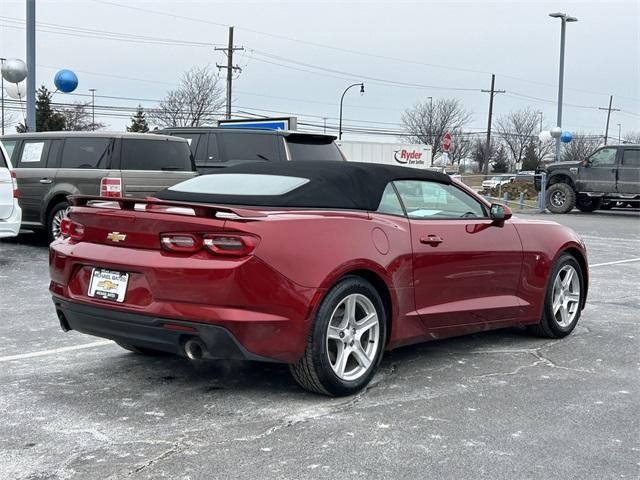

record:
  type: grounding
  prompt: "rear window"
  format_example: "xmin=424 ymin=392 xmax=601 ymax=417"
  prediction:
xmin=169 ymin=174 xmax=309 ymax=195
xmin=286 ymin=137 xmax=343 ymax=161
xmin=622 ymin=149 xmax=640 ymax=166
xmin=61 ymin=138 xmax=111 ymax=169
xmin=121 ymin=139 xmax=193 ymax=171
xmin=222 ymin=133 xmax=279 ymax=162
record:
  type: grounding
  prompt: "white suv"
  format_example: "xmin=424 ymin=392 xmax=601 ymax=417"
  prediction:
xmin=0 ymin=142 xmax=21 ymax=238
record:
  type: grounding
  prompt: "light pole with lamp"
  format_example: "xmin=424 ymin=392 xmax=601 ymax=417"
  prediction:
xmin=339 ymin=82 xmax=364 ymax=140
xmin=549 ymin=12 xmax=577 ymax=162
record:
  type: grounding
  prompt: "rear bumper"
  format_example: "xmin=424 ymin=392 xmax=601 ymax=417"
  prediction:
xmin=0 ymin=204 xmax=21 ymax=238
xmin=53 ymin=297 xmax=281 ymax=362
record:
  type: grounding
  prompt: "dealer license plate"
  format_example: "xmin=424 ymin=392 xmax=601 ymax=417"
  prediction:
xmin=88 ymin=268 xmax=129 ymax=303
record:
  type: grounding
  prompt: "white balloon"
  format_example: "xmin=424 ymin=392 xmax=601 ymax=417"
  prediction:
xmin=5 ymin=81 xmax=27 ymax=100
xmin=1 ymin=58 xmax=28 ymax=84
xmin=550 ymin=126 xmax=562 ymax=138
xmin=538 ymin=130 xmax=552 ymax=142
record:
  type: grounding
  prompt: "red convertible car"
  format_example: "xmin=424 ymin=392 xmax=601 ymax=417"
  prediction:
xmin=49 ymin=161 xmax=588 ymax=396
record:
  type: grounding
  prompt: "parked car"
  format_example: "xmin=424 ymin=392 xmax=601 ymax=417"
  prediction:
xmin=1 ymin=132 xmax=196 ymax=241
xmin=154 ymin=127 xmax=345 ymax=174
xmin=537 ymin=144 xmax=640 ymax=213
xmin=49 ymin=161 xmax=588 ymax=396
xmin=0 ymin=142 xmax=21 ymax=238
xmin=481 ymin=175 xmax=515 ymax=190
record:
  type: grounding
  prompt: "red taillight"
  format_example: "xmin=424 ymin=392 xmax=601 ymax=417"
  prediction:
xmin=203 ymin=234 xmax=257 ymax=256
xmin=158 ymin=233 xmax=258 ymax=257
xmin=160 ymin=233 xmax=202 ymax=253
xmin=100 ymin=177 xmax=122 ymax=198
xmin=10 ymin=170 xmax=19 ymax=198
xmin=59 ymin=217 xmax=85 ymax=241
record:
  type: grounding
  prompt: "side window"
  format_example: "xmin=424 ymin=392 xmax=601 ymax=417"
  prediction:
xmin=176 ymin=134 xmax=200 ymax=155
xmin=1 ymin=140 xmax=17 ymax=162
xmin=394 ymin=180 xmax=486 ymax=219
xmin=121 ymin=139 xmax=193 ymax=171
xmin=193 ymin=134 xmax=208 ymax=163
xmin=221 ymin=133 xmax=279 ymax=162
xmin=46 ymin=139 xmax=64 ymax=168
xmin=206 ymin=133 xmax=219 ymax=163
xmin=17 ymin=140 xmax=47 ymax=168
xmin=376 ymin=183 xmax=405 ymax=216
xmin=61 ymin=138 xmax=111 ymax=169
xmin=589 ymin=148 xmax=617 ymax=167
xmin=622 ymin=149 xmax=640 ymax=166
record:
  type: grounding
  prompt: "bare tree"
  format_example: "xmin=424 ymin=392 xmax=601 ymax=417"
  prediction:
xmin=151 ymin=66 xmax=225 ymax=127
xmin=623 ymin=131 xmax=640 ymax=144
xmin=470 ymin=137 xmax=497 ymax=174
xmin=495 ymin=108 xmax=540 ymax=171
xmin=401 ymin=98 xmax=472 ymax=162
xmin=561 ymin=133 xmax=603 ymax=163
xmin=60 ymin=103 xmax=105 ymax=131
xmin=447 ymin=129 xmax=472 ymax=165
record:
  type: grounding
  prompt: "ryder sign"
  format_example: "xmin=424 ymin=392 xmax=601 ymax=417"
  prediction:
xmin=337 ymin=140 xmax=432 ymax=169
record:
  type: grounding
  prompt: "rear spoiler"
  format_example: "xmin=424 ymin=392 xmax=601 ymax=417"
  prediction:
xmin=68 ymin=195 xmax=267 ymax=219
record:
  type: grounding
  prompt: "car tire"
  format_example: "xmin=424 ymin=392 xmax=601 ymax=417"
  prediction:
xmin=289 ymin=276 xmax=387 ymax=397
xmin=545 ymin=183 xmax=576 ymax=214
xmin=527 ymin=253 xmax=584 ymax=338
xmin=575 ymin=195 xmax=602 ymax=212
xmin=47 ymin=200 xmax=70 ymax=243
xmin=115 ymin=341 xmax=168 ymax=356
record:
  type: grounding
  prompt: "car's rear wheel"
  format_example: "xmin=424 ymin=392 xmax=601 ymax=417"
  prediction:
xmin=527 ymin=254 xmax=584 ymax=338
xmin=575 ymin=195 xmax=602 ymax=212
xmin=289 ymin=276 xmax=386 ymax=396
xmin=47 ymin=201 xmax=70 ymax=242
xmin=545 ymin=183 xmax=576 ymax=214
xmin=116 ymin=341 xmax=168 ymax=356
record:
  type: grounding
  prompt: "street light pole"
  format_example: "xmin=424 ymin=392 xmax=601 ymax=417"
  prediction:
xmin=339 ymin=82 xmax=364 ymax=140
xmin=617 ymin=123 xmax=621 ymax=143
xmin=89 ymin=88 xmax=96 ymax=130
xmin=549 ymin=12 xmax=577 ymax=162
xmin=1 ymin=57 xmax=5 ymax=136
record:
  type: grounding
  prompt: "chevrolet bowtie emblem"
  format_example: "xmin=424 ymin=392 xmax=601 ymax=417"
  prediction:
xmin=107 ymin=232 xmax=127 ymax=243
xmin=96 ymin=280 xmax=118 ymax=291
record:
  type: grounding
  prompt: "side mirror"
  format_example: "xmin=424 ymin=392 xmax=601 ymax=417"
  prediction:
xmin=582 ymin=158 xmax=591 ymax=167
xmin=490 ymin=203 xmax=512 ymax=222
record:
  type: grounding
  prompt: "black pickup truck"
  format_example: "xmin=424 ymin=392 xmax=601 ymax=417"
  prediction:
xmin=537 ymin=144 xmax=640 ymax=213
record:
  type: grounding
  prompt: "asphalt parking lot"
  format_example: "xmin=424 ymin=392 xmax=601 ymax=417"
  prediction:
xmin=1 ymin=209 xmax=638 ymax=480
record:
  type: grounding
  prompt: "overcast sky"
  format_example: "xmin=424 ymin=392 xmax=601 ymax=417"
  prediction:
xmin=1 ymin=0 xmax=639 ymax=141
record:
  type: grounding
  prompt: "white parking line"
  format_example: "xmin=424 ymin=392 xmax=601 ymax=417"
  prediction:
xmin=590 ymin=257 xmax=640 ymax=268
xmin=0 ymin=340 xmax=112 ymax=363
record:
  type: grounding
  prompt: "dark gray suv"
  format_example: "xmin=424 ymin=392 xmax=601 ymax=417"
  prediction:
xmin=0 ymin=132 xmax=196 ymax=240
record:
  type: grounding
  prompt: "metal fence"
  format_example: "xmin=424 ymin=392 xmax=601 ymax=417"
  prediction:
xmin=453 ymin=172 xmax=547 ymax=213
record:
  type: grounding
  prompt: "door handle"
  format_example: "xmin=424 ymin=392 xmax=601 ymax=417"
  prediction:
xmin=420 ymin=234 xmax=444 ymax=245
xmin=39 ymin=178 xmax=53 ymax=184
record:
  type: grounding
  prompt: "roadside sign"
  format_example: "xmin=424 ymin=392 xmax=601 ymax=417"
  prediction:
xmin=442 ymin=132 xmax=453 ymax=152
xmin=217 ymin=117 xmax=297 ymax=131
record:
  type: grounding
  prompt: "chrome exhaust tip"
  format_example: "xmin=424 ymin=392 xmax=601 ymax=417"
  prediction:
xmin=184 ymin=338 xmax=205 ymax=361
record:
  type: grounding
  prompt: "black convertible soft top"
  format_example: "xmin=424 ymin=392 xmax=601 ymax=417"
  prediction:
xmin=155 ymin=160 xmax=451 ymax=211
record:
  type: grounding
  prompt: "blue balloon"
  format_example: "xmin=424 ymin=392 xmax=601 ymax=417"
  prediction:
xmin=560 ymin=131 xmax=573 ymax=143
xmin=54 ymin=69 xmax=78 ymax=93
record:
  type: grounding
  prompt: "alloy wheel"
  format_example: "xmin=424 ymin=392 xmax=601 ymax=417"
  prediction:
xmin=326 ymin=293 xmax=380 ymax=382
xmin=51 ymin=207 xmax=69 ymax=239
xmin=552 ymin=265 xmax=581 ymax=327
xmin=551 ymin=191 xmax=566 ymax=207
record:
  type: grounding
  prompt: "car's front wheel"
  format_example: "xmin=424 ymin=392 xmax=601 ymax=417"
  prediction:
xmin=545 ymin=183 xmax=576 ymax=214
xmin=528 ymin=253 xmax=584 ymax=338
xmin=290 ymin=276 xmax=386 ymax=396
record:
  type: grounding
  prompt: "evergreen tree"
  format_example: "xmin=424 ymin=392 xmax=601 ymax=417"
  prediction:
xmin=491 ymin=145 xmax=509 ymax=173
xmin=16 ymin=85 xmax=66 ymax=132
xmin=127 ymin=105 xmax=149 ymax=133
xmin=522 ymin=142 xmax=539 ymax=171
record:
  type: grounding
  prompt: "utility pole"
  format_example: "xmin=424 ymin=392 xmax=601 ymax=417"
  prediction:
xmin=215 ymin=26 xmax=243 ymax=120
xmin=598 ymin=95 xmax=620 ymax=145
xmin=1 ymin=57 xmax=5 ymax=136
xmin=617 ymin=123 xmax=621 ymax=143
xmin=26 ymin=0 xmax=36 ymax=131
xmin=89 ymin=88 xmax=96 ymax=130
xmin=538 ymin=111 xmax=543 ymax=132
xmin=481 ymin=74 xmax=505 ymax=175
